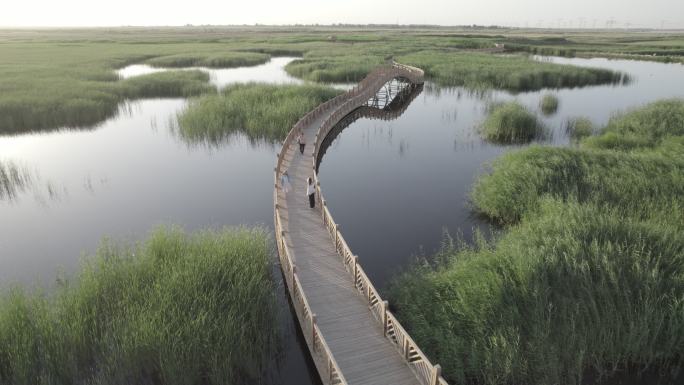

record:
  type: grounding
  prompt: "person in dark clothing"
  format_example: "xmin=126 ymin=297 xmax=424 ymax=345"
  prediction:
xmin=297 ymin=131 xmax=306 ymax=154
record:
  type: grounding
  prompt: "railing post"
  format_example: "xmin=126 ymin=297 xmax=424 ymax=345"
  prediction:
xmin=311 ymin=314 xmax=317 ymax=351
xmin=382 ymin=300 xmax=389 ymax=336
xmin=292 ymin=264 xmax=296 ymax=288
xmin=328 ymin=359 xmax=334 ymax=384
xmin=353 ymin=255 xmax=358 ymax=286
xmin=403 ymin=338 xmax=410 ymax=359
xmin=367 ymin=280 xmax=371 ymax=304
xmin=431 ymin=364 xmax=442 ymax=385
xmin=334 ymin=223 xmax=340 ymax=250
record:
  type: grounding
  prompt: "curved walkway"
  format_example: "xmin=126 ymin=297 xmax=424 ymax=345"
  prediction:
xmin=274 ymin=63 xmax=447 ymax=385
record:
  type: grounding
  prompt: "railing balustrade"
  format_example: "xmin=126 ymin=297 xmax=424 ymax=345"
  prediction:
xmin=275 ymin=62 xmax=447 ymax=385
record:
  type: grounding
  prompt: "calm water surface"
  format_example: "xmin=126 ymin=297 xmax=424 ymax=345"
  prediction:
xmin=1 ymin=55 xmax=683 ymax=384
xmin=117 ymin=56 xmax=305 ymax=87
xmin=1 ymin=57 xmax=321 ymax=385
xmin=318 ymin=56 xmax=684 ymax=287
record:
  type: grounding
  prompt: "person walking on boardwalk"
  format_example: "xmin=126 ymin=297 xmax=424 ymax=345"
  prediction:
xmin=280 ymin=171 xmax=291 ymax=194
xmin=297 ymin=130 xmax=306 ymax=154
xmin=306 ymin=177 xmax=316 ymax=208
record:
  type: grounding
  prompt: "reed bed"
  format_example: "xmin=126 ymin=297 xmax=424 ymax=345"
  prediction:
xmin=397 ymin=51 xmax=626 ymax=91
xmin=0 ymin=70 xmax=214 ymax=134
xmin=1 ymin=28 xmax=658 ymax=134
xmin=540 ymin=94 xmax=559 ymax=114
xmin=584 ymin=99 xmax=684 ymax=151
xmin=285 ymin=56 xmax=385 ymax=83
xmin=176 ymin=83 xmax=341 ymax=144
xmin=0 ymin=226 xmax=279 ymax=385
xmin=391 ymin=99 xmax=684 ymax=385
xmin=566 ymin=117 xmax=594 ymax=140
xmin=480 ymin=101 xmax=545 ymax=143
xmin=145 ymin=52 xmax=269 ymax=68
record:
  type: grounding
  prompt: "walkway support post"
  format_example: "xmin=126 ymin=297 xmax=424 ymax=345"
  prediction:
xmin=353 ymin=255 xmax=358 ymax=286
xmin=382 ymin=300 xmax=389 ymax=336
xmin=431 ymin=364 xmax=442 ymax=385
xmin=334 ymin=223 xmax=340 ymax=250
xmin=312 ymin=314 xmax=317 ymax=351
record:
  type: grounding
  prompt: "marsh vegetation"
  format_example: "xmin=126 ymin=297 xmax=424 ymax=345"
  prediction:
xmin=397 ymin=51 xmax=626 ymax=91
xmin=177 ymin=83 xmax=340 ymax=143
xmin=540 ymin=93 xmax=559 ymax=114
xmin=0 ymin=28 xmax=648 ymax=134
xmin=566 ymin=117 xmax=594 ymax=140
xmin=391 ymin=99 xmax=684 ymax=385
xmin=0 ymin=226 xmax=279 ymax=385
xmin=145 ymin=52 xmax=270 ymax=69
xmin=480 ymin=101 xmax=545 ymax=143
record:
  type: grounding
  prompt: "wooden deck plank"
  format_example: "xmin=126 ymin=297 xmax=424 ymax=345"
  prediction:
xmin=275 ymin=65 xmax=431 ymax=385
xmin=280 ymin=106 xmax=421 ymax=385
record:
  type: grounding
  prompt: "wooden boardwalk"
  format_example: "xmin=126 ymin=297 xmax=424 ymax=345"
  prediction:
xmin=274 ymin=63 xmax=448 ymax=385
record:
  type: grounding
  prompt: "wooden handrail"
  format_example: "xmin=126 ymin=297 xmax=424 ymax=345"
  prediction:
xmin=275 ymin=62 xmax=446 ymax=385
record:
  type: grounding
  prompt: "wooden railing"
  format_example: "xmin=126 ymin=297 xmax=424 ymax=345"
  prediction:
xmin=274 ymin=208 xmax=347 ymax=385
xmin=275 ymin=62 xmax=448 ymax=385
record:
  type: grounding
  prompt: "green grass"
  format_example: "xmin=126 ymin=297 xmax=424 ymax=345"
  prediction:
xmin=176 ymin=83 xmax=341 ymax=144
xmin=583 ymin=99 xmax=684 ymax=152
xmin=397 ymin=51 xmax=625 ymax=91
xmin=540 ymin=94 xmax=559 ymax=114
xmin=145 ymin=52 xmax=270 ymax=68
xmin=390 ymin=200 xmax=684 ymax=385
xmin=285 ymin=56 xmax=386 ymax=83
xmin=0 ymin=42 xmax=272 ymax=134
xmin=0 ymin=226 xmax=279 ymax=385
xmin=566 ymin=117 xmax=594 ymax=140
xmin=480 ymin=101 xmax=545 ymax=143
xmin=1 ymin=27 xmax=672 ymax=134
xmin=471 ymin=145 xmax=684 ymax=224
xmin=0 ymin=70 xmax=215 ymax=134
xmin=391 ymin=99 xmax=684 ymax=384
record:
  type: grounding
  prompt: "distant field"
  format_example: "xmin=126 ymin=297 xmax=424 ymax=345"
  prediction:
xmin=1 ymin=26 xmax=681 ymax=134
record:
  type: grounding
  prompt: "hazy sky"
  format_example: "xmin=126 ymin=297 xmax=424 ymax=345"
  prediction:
xmin=2 ymin=0 xmax=683 ymax=29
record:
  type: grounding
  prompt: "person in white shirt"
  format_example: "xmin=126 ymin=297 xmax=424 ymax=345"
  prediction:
xmin=306 ymin=177 xmax=316 ymax=208
xmin=280 ymin=171 xmax=291 ymax=194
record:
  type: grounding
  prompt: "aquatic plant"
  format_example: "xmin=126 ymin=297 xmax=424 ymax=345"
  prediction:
xmin=397 ymin=51 xmax=625 ymax=91
xmin=176 ymin=83 xmax=341 ymax=144
xmin=0 ymin=70 xmax=215 ymax=134
xmin=146 ymin=52 xmax=270 ymax=68
xmin=0 ymin=161 xmax=32 ymax=201
xmin=480 ymin=101 xmax=545 ymax=143
xmin=285 ymin=56 xmax=385 ymax=83
xmin=471 ymin=145 xmax=684 ymax=224
xmin=391 ymin=99 xmax=684 ymax=385
xmin=584 ymin=99 xmax=684 ymax=151
xmin=540 ymin=94 xmax=559 ymax=114
xmin=566 ymin=117 xmax=594 ymax=140
xmin=0 ymin=226 xmax=279 ymax=385
xmin=390 ymin=200 xmax=684 ymax=385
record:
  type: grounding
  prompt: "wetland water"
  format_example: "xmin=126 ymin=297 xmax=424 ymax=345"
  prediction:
xmin=1 ymin=55 xmax=683 ymax=384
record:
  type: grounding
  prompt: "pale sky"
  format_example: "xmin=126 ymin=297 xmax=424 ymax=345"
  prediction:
xmin=2 ymin=0 xmax=683 ymax=29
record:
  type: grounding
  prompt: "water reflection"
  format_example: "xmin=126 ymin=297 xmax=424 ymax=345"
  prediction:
xmin=0 ymin=161 xmax=32 ymax=201
xmin=116 ymin=57 xmax=304 ymax=89
xmin=316 ymin=83 xmax=423 ymax=169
